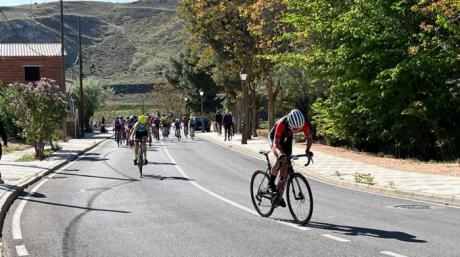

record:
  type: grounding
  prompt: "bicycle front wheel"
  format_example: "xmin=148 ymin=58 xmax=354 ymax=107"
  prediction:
xmin=250 ymin=170 xmax=274 ymax=217
xmin=286 ymin=173 xmax=313 ymax=224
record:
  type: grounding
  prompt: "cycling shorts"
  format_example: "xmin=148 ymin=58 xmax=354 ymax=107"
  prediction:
xmin=114 ymin=124 xmax=122 ymax=131
xmin=135 ymin=131 xmax=148 ymax=141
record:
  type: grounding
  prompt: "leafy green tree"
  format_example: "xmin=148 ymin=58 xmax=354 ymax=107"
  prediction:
xmin=5 ymin=79 xmax=68 ymax=159
xmin=69 ymin=77 xmax=114 ymax=132
xmin=279 ymin=0 xmax=459 ymax=160
xmin=166 ymin=48 xmax=223 ymax=114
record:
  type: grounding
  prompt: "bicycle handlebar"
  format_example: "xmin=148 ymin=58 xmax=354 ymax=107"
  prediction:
xmin=289 ymin=154 xmax=313 ymax=166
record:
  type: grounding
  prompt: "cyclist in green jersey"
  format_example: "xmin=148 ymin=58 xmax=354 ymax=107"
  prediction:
xmin=130 ymin=115 xmax=152 ymax=165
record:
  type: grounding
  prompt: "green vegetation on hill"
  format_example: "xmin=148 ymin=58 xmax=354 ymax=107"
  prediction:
xmin=0 ymin=0 xmax=183 ymax=85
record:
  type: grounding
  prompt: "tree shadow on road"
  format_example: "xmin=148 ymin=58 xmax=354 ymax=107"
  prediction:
xmin=142 ymin=174 xmax=193 ymax=181
xmin=56 ymin=172 xmax=138 ymax=182
xmin=149 ymin=161 xmax=177 ymax=166
xmin=17 ymin=198 xmax=131 ymax=214
xmin=18 ymin=191 xmax=46 ymax=198
xmin=305 ymin=221 xmax=426 ymax=243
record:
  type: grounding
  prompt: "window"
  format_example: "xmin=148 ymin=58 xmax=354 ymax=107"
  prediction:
xmin=24 ymin=66 xmax=40 ymax=81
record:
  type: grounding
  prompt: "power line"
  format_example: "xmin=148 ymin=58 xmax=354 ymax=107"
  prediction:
xmin=0 ymin=7 xmax=46 ymax=57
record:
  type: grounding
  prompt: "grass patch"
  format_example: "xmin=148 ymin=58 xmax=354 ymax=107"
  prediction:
xmin=354 ymin=172 xmax=374 ymax=185
xmin=17 ymin=148 xmax=54 ymax=162
xmin=17 ymin=154 xmax=35 ymax=162
xmin=3 ymin=142 xmax=31 ymax=154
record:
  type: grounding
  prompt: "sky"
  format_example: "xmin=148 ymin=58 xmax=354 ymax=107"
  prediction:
xmin=1 ymin=0 xmax=136 ymax=6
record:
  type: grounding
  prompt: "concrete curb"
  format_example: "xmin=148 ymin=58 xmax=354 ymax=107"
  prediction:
xmin=199 ymin=134 xmax=460 ymax=208
xmin=0 ymin=137 xmax=110 ymax=236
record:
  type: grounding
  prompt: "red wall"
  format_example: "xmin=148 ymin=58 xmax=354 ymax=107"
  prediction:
xmin=0 ymin=56 xmax=63 ymax=88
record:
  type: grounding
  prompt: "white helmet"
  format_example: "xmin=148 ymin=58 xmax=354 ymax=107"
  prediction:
xmin=287 ymin=109 xmax=305 ymax=129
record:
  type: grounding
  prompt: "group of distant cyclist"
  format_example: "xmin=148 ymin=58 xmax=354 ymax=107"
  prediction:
xmin=112 ymin=112 xmax=199 ymax=165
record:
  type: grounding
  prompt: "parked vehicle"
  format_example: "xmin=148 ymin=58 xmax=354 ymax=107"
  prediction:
xmin=193 ymin=116 xmax=211 ymax=132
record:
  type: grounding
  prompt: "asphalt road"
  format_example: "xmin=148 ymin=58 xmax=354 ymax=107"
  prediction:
xmin=2 ymin=134 xmax=460 ymax=257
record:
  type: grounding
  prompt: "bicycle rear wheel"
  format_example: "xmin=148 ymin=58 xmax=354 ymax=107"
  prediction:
xmin=250 ymin=170 xmax=275 ymax=217
xmin=286 ymin=173 xmax=313 ymax=224
xmin=138 ymin=151 xmax=143 ymax=178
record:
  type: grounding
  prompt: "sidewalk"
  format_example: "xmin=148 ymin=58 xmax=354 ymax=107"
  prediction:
xmin=0 ymin=132 xmax=110 ymax=228
xmin=198 ymin=132 xmax=460 ymax=207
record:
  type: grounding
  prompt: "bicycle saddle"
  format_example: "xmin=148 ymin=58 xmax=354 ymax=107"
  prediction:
xmin=258 ymin=150 xmax=270 ymax=155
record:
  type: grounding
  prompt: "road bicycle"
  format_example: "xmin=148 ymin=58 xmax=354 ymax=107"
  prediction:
xmin=162 ymin=126 xmax=169 ymax=140
xmin=183 ymin=125 xmax=189 ymax=139
xmin=250 ymin=151 xmax=313 ymax=224
xmin=115 ymin=130 xmax=122 ymax=147
xmin=152 ymin=125 xmax=160 ymax=141
xmin=135 ymin=138 xmax=149 ymax=178
xmin=175 ymin=127 xmax=181 ymax=141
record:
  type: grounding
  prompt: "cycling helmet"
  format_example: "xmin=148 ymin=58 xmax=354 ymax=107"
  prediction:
xmin=287 ymin=109 xmax=305 ymax=129
xmin=138 ymin=115 xmax=147 ymax=124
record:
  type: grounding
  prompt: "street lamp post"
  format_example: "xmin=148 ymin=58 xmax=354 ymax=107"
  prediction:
xmin=240 ymin=71 xmax=248 ymax=144
xmin=184 ymin=97 xmax=188 ymax=114
xmin=199 ymin=89 xmax=205 ymax=132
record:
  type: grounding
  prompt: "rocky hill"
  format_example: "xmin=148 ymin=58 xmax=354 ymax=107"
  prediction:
xmin=0 ymin=0 xmax=183 ymax=85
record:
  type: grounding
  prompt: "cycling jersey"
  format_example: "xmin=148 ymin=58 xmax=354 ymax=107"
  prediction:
xmin=114 ymin=119 xmax=122 ymax=131
xmin=132 ymin=122 xmax=151 ymax=140
xmin=269 ymin=116 xmax=311 ymax=156
xmin=174 ymin=121 xmax=181 ymax=129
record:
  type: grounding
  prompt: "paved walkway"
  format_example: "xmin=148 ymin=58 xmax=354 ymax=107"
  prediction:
xmin=198 ymin=132 xmax=460 ymax=206
xmin=0 ymin=132 xmax=110 ymax=224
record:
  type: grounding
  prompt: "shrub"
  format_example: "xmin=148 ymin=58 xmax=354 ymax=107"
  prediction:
xmin=5 ymin=79 xmax=68 ymax=159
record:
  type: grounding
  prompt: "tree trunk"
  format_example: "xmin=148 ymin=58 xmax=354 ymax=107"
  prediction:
xmin=267 ymin=75 xmax=275 ymax=130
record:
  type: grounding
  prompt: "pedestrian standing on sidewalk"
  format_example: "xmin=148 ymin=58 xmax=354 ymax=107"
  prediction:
xmin=223 ymin=111 xmax=233 ymax=141
xmin=0 ymin=119 xmax=8 ymax=184
xmin=215 ymin=110 xmax=223 ymax=135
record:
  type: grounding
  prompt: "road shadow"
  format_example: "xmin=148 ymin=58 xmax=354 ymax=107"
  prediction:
xmin=142 ymin=174 xmax=193 ymax=181
xmin=82 ymin=153 xmax=100 ymax=156
xmin=149 ymin=161 xmax=177 ymax=166
xmin=56 ymin=172 xmax=138 ymax=182
xmin=18 ymin=191 xmax=46 ymax=198
xmin=17 ymin=198 xmax=131 ymax=213
xmin=305 ymin=221 xmax=426 ymax=243
xmin=0 ymin=184 xmax=22 ymax=193
xmin=78 ymin=156 xmax=110 ymax=161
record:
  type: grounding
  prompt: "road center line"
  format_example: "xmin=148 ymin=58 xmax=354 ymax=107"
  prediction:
xmin=380 ymin=251 xmax=408 ymax=257
xmin=321 ymin=234 xmax=350 ymax=242
xmin=15 ymin=245 xmax=29 ymax=256
xmin=160 ymin=142 xmax=310 ymax=232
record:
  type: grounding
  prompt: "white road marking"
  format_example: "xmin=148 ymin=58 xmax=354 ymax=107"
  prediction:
xmin=161 ymin=142 xmax=310 ymax=232
xmin=276 ymin=220 xmax=311 ymax=231
xmin=202 ymin=136 xmax=460 ymax=209
xmin=11 ymin=140 xmax=107 ymax=241
xmin=380 ymin=251 xmax=408 ymax=257
xmin=12 ymin=179 xmax=48 ymax=240
xmin=15 ymin=245 xmax=29 ymax=256
xmin=321 ymin=234 xmax=350 ymax=242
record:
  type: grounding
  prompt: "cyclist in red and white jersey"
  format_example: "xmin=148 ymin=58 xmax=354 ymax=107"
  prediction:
xmin=268 ymin=109 xmax=313 ymax=207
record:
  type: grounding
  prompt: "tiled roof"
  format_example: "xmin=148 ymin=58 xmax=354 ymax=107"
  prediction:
xmin=0 ymin=43 xmax=65 ymax=57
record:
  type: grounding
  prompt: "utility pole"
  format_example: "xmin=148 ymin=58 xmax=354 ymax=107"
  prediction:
xmin=78 ymin=16 xmax=85 ymax=138
xmin=142 ymin=98 xmax=145 ymax=114
xmin=60 ymin=0 xmax=67 ymax=140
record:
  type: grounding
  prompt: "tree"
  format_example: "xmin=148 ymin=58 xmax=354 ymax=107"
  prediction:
xmin=69 ymin=77 xmax=114 ymax=132
xmin=5 ymin=79 xmax=68 ymax=159
xmin=280 ymin=0 xmax=460 ymax=160
xmin=166 ymin=47 xmax=223 ymax=114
